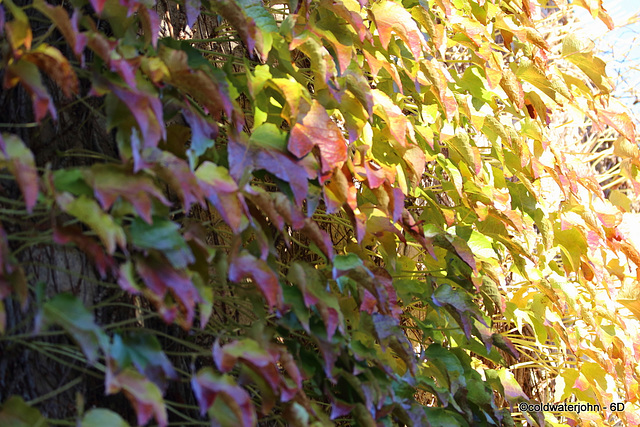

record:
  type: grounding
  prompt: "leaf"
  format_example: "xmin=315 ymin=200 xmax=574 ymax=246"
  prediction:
xmin=370 ymin=0 xmax=426 ymax=60
xmin=371 ymin=89 xmax=409 ymax=147
xmin=229 ymin=134 xmax=312 ymax=205
xmin=289 ymin=100 xmax=348 ymax=174
xmin=146 ymin=149 xmax=205 ymax=210
xmin=228 ymin=251 xmax=282 ymax=309
xmin=562 ymin=34 xmax=612 ymax=94
xmin=183 ymin=106 xmax=219 ymax=159
xmin=53 ymin=226 xmax=117 ymax=279
xmin=130 ymin=217 xmax=195 ymax=269
xmin=196 ymin=162 xmax=248 ymax=232
xmin=185 ymin=0 xmax=202 ymax=28
xmin=56 ymin=194 xmax=126 ymax=254
xmin=160 ymin=44 xmax=235 ymax=120
xmin=23 ymin=44 xmax=79 ymax=98
xmin=82 ymin=409 xmax=130 ymax=427
xmin=596 ymin=106 xmax=636 ymax=145
xmin=0 ymin=133 xmax=38 ymax=213
xmin=4 ymin=60 xmax=56 ymax=121
xmin=136 ymin=257 xmax=203 ymax=328
xmin=496 ymin=368 xmax=529 ymax=404
xmin=110 ymin=332 xmax=178 ymax=388
xmin=33 ymin=1 xmax=87 ymax=58
xmin=192 ymin=368 xmax=257 ymax=426
xmin=84 ymin=164 xmax=170 ymax=224
xmin=106 ymin=368 xmax=167 ymax=427
xmin=38 ymin=293 xmax=108 ymax=365
xmin=210 ymin=0 xmax=277 ymax=60
xmin=0 ymin=396 xmax=47 ymax=427
xmin=212 ymin=339 xmax=294 ymax=398
xmin=108 ymin=84 xmax=165 ymax=149
xmin=3 ymin=0 xmax=32 ymax=51
xmin=500 ymin=65 xmax=525 ymax=110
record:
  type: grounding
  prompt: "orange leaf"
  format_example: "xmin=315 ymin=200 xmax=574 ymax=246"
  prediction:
xmin=370 ymin=0 xmax=426 ymax=60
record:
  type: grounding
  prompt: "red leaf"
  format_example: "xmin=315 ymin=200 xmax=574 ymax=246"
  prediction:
xmin=370 ymin=0 xmax=426 ymax=60
xmin=138 ymin=4 xmax=160 ymax=47
xmin=136 ymin=257 xmax=203 ymax=329
xmin=53 ymin=226 xmax=117 ymax=279
xmin=192 ymin=368 xmax=257 ymax=426
xmin=289 ymin=100 xmax=348 ymax=174
xmin=229 ymin=251 xmax=283 ymax=309
xmin=0 ymin=133 xmax=38 ymax=212
xmin=185 ymin=0 xmax=202 ymax=28
xmin=106 ymin=367 xmax=168 ymax=427
xmin=33 ymin=1 xmax=86 ymax=57
xmin=89 ymin=0 xmax=108 ymax=13
xmin=183 ymin=106 xmax=219 ymax=158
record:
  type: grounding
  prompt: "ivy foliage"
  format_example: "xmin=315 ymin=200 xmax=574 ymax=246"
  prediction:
xmin=1 ymin=0 xmax=640 ymax=425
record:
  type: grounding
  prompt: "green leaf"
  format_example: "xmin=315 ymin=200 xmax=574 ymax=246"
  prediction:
xmin=38 ymin=293 xmax=108 ymax=365
xmin=0 ymin=396 xmax=47 ymax=427
xmin=57 ymin=194 xmax=126 ymax=254
xmin=130 ymin=217 xmax=195 ymax=269
xmin=82 ymin=409 xmax=130 ymax=427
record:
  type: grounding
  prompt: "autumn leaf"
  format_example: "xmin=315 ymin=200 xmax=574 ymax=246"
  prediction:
xmin=106 ymin=368 xmax=168 ymax=427
xmin=84 ymin=164 xmax=170 ymax=224
xmin=56 ymin=194 xmax=127 ymax=254
xmin=4 ymin=60 xmax=56 ymax=121
xmin=23 ymin=44 xmax=79 ymax=97
xmin=370 ymin=0 xmax=426 ymax=60
xmin=192 ymin=368 xmax=257 ymax=426
xmin=0 ymin=133 xmax=38 ymax=213
xmin=289 ymin=100 xmax=348 ymax=174
xmin=229 ymin=251 xmax=283 ymax=309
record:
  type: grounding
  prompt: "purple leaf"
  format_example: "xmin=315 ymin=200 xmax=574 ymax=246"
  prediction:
xmin=185 ymin=0 xmax=201 ymax=28
xmin=228 ymin=136 xmax=311 ymax=205
xmin=136 ymin=257 xmax=203 ymax=329
xmin=192 ymin=368 xmax=257 ymax=426
xmin=229 ymin=251 xmax=282 ymax=309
